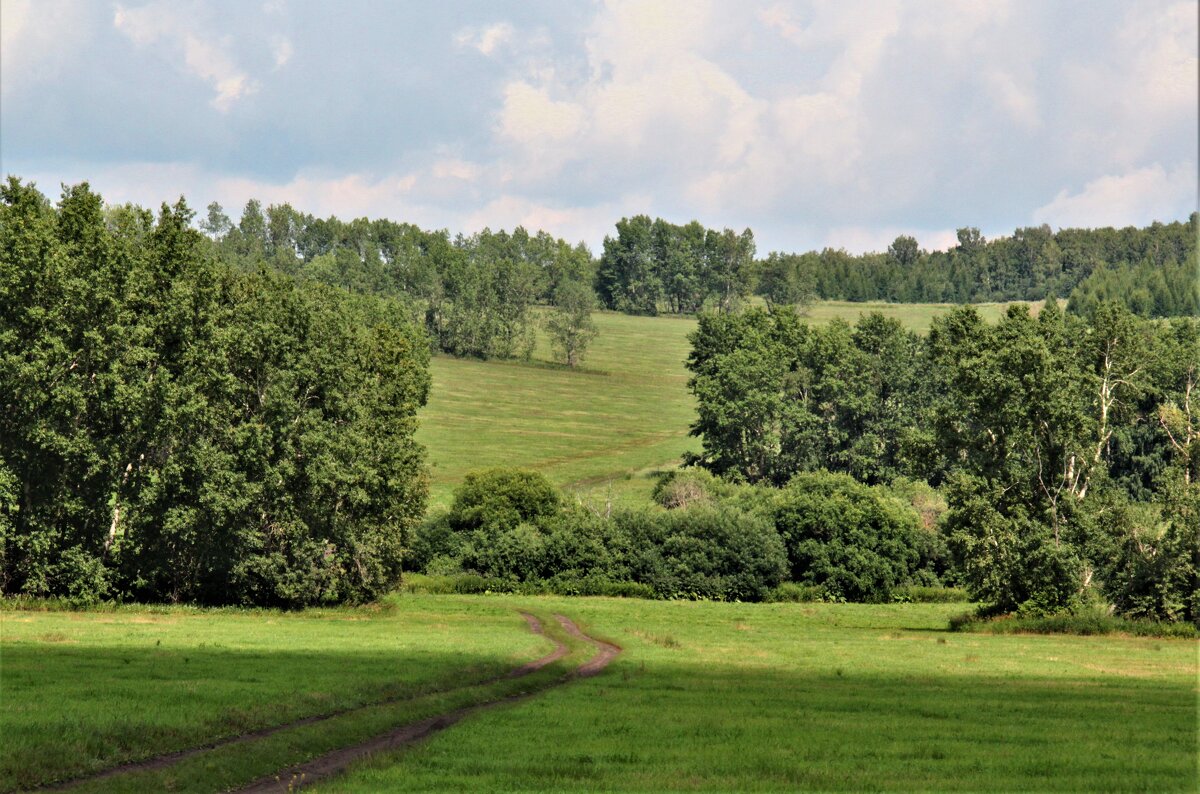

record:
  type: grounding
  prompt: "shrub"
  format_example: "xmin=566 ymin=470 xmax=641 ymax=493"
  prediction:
xmin=447 ymin=468 xmax=560 ymax=532
xmin=653 ymin=468 xmax=719 ymax=509
xmin=773 ymin=471 xmax=930 ymax=602
xmin=620 ymin=505 xmax=788 ymax=601
xmin=892 ymin=585 xmax=971 ymax=603
xmin=949 ymin=609 xmax=1198 ymax=639
xmin=765 ymin=582 xmax=826 ymax=603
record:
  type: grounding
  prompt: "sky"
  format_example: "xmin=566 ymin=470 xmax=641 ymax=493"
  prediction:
xmin=2 ymin=0 xmax=1197 ymax=254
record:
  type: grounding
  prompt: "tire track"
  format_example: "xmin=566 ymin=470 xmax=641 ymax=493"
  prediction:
xmin=237 ymin=614 xmax=620 ymax=793
xmin=38 ymin=612 xmax=567 ymax=793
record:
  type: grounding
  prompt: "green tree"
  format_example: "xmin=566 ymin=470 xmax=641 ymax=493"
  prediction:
xmin=545 ymin=278 xmax=598 ymax=367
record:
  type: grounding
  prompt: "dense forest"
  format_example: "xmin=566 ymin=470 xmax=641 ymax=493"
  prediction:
xmin=685 ymin=303 xmax=1199 ymax=622
xmin=201 ymin=199 xmax=596 ymax=363
xmin=1 ymin=179 xmax=429 ymax=606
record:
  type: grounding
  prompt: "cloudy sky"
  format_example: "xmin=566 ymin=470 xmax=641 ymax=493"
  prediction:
xmin=2 ymin=0 xmax=1196 ymax=253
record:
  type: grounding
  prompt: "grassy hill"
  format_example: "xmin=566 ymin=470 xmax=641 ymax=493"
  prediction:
xmin=417 ymin=300 xmax=1046 ymax=507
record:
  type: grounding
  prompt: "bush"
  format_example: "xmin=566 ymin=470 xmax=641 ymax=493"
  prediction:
xmin=772 ymin=472 xmax=930 ymax=602
xmin=448 ymin=468 xmax=560 ymax=533
xmin=949 ymin=609 xmax=1198 ymax=639
xmin=891 ymin=585 xmax=971 ymax=603
xmin=619 ymin=505 xmax=788 ymax=601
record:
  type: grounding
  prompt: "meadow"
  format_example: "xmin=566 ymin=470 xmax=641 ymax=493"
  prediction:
xmin=417 ymin=300 xmax=1042 ymax=506
xmin=2 ymin=596 xmax=1194 ymax=792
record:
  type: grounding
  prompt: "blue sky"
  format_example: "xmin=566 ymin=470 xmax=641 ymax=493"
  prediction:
xmin=2 ymin=0 xmax=1196 ymax=253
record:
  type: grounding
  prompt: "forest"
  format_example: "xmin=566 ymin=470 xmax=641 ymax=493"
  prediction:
xmin=2 ymin=178 xmax=1197 ymax=627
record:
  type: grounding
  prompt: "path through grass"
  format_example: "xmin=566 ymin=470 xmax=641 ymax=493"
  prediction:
xmin=321 ymin=596 xmax=1198 ymax=792
xmin=0 ymin=598 xmax=551 ymax=791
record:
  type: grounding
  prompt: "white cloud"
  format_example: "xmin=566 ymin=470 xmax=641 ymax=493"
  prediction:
xmin=454 ymin=22 xmax=515 ymax=56
xmin=1032 ymin=163 xmax=1197 ymax=229
xmin=113 ymin=2 xmax=259 ymax=112
xmin=499 ymin=83 xmax=586 ymax=144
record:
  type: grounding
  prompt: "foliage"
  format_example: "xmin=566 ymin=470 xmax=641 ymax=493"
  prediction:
xmin=418 ymin=470 xmax=786 ymax=601
xmin=754 ymin=215 xmax=1197 ymax=316
xmin=772 ymin=472 xmax=935 ymax=602
xmin=544 ymin=277 xmax=598 ymax=367
xmin=596 ymin=215 xmax=755 ymax=315
xmin=948 ymin=609 xmax=1198 ymax=639
xmin=686 ymin=308 xmax=930 ymax=485
xmin=687 ymin=299 xmax=1199 ymax=621
xmin=0 ymin=178 xmax=429 ymax=607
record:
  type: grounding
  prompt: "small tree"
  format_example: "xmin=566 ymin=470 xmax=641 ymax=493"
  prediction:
xmin=546 ymin=279 xmax=598 ymax=367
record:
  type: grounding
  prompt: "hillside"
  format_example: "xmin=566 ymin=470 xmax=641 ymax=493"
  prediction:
xmin=417 ymin=300 xmax=1043 ymax=506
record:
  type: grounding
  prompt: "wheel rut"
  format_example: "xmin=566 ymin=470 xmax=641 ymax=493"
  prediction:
xmin=237 ymin=613 xmax=619 ymax=792
xmin=36 ymin=612 xmax=617 ymax=794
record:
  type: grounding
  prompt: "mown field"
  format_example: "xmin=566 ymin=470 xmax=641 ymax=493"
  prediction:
xmin=321 ymin=597 xmax=1198 ymax=792
xmin=3 ymin=596 xmax=1194 ymax=792
xmin=417 ymin=301 xmax=1042 ymax=506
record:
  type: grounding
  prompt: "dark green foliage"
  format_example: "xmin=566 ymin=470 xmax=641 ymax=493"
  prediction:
xmin=616 ymin=505 xmax=787 ymax=601
xmin=448 ymin=468 xmax=562 ymax=532
xmin=687 ymin=298 xmax=1198 ymax=622
xmin=772 ymin=472 xmax=932 ymax=602
xmin=758 ymin=214 xmax=1197 ymax=316
xmin=419 ymin=470 xmax=787 ymax=601
xmin=0 ymin=178 xmax=430 ymax=607
xmin=948 ymin=609 xmax=1198 ymax=639
xmin=687 ymin=308 xmax=930 ymax=485
xmin=208 ymin=202 xmax=597 ymax=361
xmin=596 ymin=216 xmax=755 ymax=315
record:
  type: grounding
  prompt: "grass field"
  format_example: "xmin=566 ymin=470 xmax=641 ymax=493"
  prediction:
xmin=417 ymin=301 xmax=1048 ymax=506
xmin=0 ymin=599 xmax=558 ymax=791
xmin=322 ymin=596 xmax=1199 ymax=792
xmin=4 ymin=596 xmax=1194 ymax=792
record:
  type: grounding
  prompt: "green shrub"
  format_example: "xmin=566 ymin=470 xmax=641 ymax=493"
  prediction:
xmin=448 ymin=468 xmax=560 ymax=533
xmin=949 ymin=609 xmax=1198 ymax=639
xmin=620 ymin=505 xmax=788 ymax=601
xmin=772 ymin=472 xmax=930 ymax=602
xmin=892 ymin=585 xmax=971 ymax=603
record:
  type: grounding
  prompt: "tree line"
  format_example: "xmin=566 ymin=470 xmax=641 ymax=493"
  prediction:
xmin=202 ymin=200 xmax=598 ymax=364
xmin=593 ymin=214 xmax=1197 ymax=318
xmin=686 ymin=302 xmax=1199 ymax=623
xmin=754 ymin=219 xmax=1198 ymax=315
xmin=1 ymin=179 xmax=430 ymax=606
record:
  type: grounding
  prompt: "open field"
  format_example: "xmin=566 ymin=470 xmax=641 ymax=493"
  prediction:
xmin=3 ymin=596 xmax=1194 ymax=792
xmin=323 ymin=596 xmax=1199 ymax=792
xmin=417 ymin=301 xmax=1049 ymax=505
xmin=0 ymin=599 xmax=559 ymax=792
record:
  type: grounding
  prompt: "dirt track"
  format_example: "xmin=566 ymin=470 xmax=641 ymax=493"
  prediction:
xmin=236 ymin=613 xmax=620 ymax=792
xmin=39 ymin=611 xmax=617 ymax=793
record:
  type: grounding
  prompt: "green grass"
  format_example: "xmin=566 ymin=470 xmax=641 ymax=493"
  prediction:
xmin=0 ymin=597 xmax=558 ymax=791
xmin=321 ymin=596 xmax=1198 ymax=792
xmin=4 ymin=597 xmax=1194 ymax=791
xmin=417 ymin=301 xmax=1049 ymax=507
xmin=417 ymin=310 xmax=701 ymax=508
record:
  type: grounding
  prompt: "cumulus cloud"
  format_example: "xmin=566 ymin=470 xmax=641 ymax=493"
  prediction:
xmin=1032 ymin=163 xmax=1197 ymax=229
xmin=5 ymin=1 xmax=1196 ymax=254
